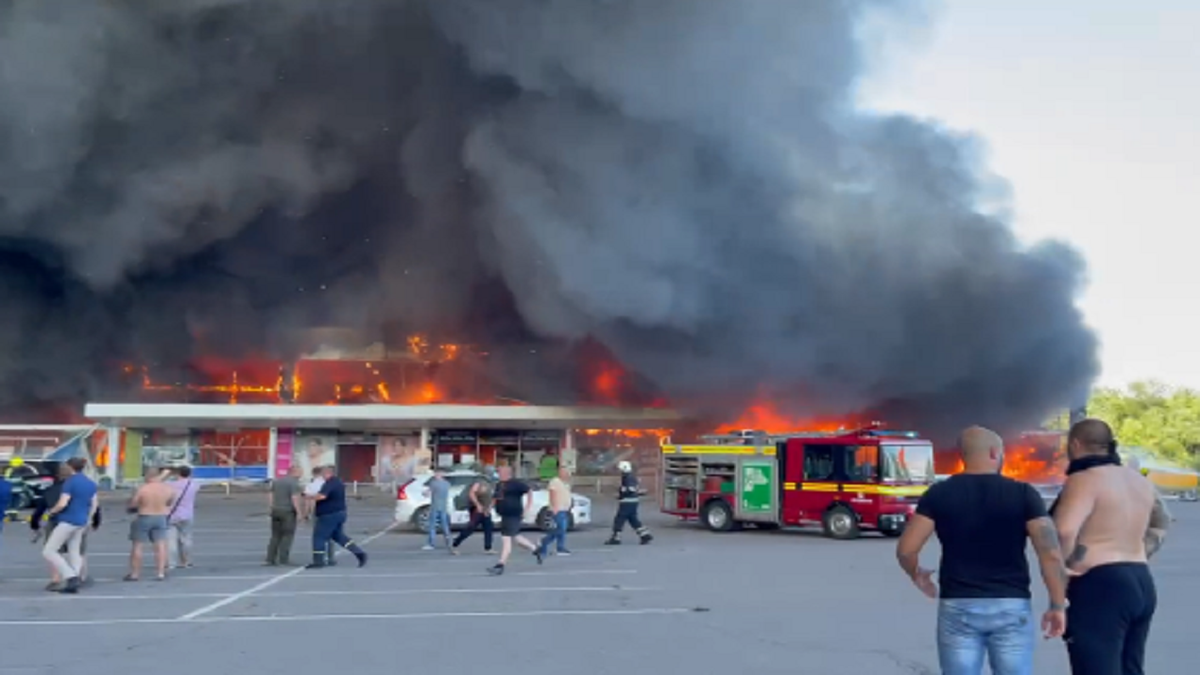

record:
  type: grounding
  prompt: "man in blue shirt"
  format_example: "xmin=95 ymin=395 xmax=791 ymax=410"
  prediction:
xmin=306 ymin=465 xmax=367 ymax=569
xmin=43 ymin=457 xmax=98 ymax=594
xmin=422 ymin=468 xmax=453 ymax=551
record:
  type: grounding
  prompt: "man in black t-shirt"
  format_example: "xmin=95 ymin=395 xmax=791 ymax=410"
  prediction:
xmin=306 ymin=466 xmax=367 ymax=569
xmin=896 ymin=426 xmax=1069 ymax=675
xmin=487 ymin=465 xmax=541 ymax=576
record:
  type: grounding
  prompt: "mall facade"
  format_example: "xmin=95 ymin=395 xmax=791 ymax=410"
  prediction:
xmin=77 ymin=403 xmax=679 ymax=485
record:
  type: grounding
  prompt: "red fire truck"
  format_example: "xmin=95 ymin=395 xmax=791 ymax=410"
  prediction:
xmin=660 ymin=424 xmax=936 ymax=539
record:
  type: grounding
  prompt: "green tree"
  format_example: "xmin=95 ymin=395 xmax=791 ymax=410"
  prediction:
xmin=1076 ymin=381 xmax=1200 ymax=469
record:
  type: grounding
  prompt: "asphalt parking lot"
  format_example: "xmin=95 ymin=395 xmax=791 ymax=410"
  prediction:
xmin=0 ymin=491 xmax=1195 ymax=674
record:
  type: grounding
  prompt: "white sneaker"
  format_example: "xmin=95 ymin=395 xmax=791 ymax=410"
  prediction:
xmin=421 ymin=545 xmax=435 ymax=551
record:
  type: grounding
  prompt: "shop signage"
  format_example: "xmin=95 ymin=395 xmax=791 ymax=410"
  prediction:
xmin=521 ymin=430 xmax=563 ymax=444
xmin=479 ymin=430 xmax=521 ymax=445
xmin=435 ymin=430 xmax=478 ymax=444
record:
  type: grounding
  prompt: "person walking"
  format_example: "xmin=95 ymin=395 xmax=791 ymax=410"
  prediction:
xmin=537 ymin=466 xmax=573 ymax=557
xmin=42 ymin=458 xmax=98 ymax=594
xmin=125 ymin=469 xmax=175 ymax=582
xmin=605 ymin=461 xmax=652 ymax=545
xmin=266 ymin=465 xmax=305 ymax=566
xmin=487 ymin=465 xmax=541 ymax=576
xmin=1051 ymin=419 xmax=1169 ymax=675
xmin=896 ymin=426 xmax=1069 ymax=675
xmin=167 ymin=465 xmax=198 ymax=569
xmin=306 ymin=465 xmax=367 ymax=569
xmin=451 ymin=472 xmax=496 ymax=555
xmin=422 ymin=468 xmax=453 ymax=551
xmin=304 ymin=466 xmax=335 ymax=565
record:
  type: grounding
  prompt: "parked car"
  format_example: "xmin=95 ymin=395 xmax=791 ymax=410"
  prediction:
xmin=394 ymin=471 xmax=592 ymax=533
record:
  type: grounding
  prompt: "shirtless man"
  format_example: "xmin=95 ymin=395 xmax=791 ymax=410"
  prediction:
xmin=1052 ymin=419 xmax=1170 ymax=674
xmin=126 ymin=469 xmax=176 ymax=581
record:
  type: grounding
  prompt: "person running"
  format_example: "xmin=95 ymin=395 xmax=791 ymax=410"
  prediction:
xmin=422 ymin=468 xmax=453 ymax=551
xmin=125 ymin=468 xmax=175 ymax=581
xmin=306 ymin=465 xmax=367 ymax=569
xmin=167 ymin=465 xmax=198 ymax=569
xmin=266 ymin=465 xmax=305 ymax=566
xmin=451 ymin=471 xmax=495 ymax=555
xmin=537 ymin=466 xmax=573 ymax=557
xmin=1052 ymin=418 xmax=1169 ymax=675
xmin=896 ymin=426 xmax=1068 ymax=675
xmin=605 ymin=461 xmax=652 ymax=545
xmin=487 ymin=465 xmax=540 ymax=576
xmin=42 ymin=458 xmax=98 ymax=594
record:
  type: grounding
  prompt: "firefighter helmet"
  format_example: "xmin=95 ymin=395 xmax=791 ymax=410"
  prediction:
xmin=617 ymin=460 xmax=632 ymax=473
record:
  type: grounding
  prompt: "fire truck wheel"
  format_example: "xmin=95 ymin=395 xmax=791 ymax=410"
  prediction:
xmin=822 ymin=506 xmax=860 ymax=540
xmin=701 ymin=499 xmax=736 ymax=532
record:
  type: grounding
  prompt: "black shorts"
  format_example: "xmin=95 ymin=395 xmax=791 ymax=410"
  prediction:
xmin=499 ymin=514 xmax=523 ymax=537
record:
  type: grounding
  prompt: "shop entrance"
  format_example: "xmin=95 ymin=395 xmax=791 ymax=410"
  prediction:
xmin=337 ymin=443 xmax=376 ymax=483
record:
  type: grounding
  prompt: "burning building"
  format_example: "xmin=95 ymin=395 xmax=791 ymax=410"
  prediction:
xmin=1 ymin=1 xmax=1098 ymax=471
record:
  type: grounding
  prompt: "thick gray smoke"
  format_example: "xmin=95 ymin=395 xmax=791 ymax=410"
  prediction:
xmin=0 ymin=0 xmax=1097 ymax=433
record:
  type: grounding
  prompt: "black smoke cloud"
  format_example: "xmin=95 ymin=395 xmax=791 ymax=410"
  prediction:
xmin=0 ymin=0 xmax=1097 ymax=433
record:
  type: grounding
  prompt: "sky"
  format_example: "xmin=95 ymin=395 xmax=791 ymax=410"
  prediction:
xmin=861 ymin=0 xmax=1199 ymax=391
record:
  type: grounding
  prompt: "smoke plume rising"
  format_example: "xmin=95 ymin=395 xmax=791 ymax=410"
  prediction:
xmin=0 ymin=0 xmax=1098 ymax=434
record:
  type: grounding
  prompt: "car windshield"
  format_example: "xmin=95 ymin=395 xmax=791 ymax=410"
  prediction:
xmin=447 ymin=474 xmax=481 ymax=487
xmin=881 ymin=443 xmax=935 ymax=483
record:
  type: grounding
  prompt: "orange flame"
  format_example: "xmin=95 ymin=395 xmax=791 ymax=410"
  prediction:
xmin=938 ymin=434 xmax=1066 ymax=484
xmin=714 ymin=401 xmax=858 ymax=435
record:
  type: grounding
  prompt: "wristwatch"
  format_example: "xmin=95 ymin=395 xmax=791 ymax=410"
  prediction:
xmin=1050 ymin=600 xmax=1070 ymax=611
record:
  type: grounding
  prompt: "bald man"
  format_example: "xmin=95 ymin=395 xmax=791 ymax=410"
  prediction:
xmin=897 ymin=426 xmax=1068 ymax=675
xmin=1052 ymin=419 xmax=1168 ymax=675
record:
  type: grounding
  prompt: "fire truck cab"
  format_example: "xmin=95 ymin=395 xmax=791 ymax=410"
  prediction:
xmin=661 ymin=425 xmax=936 ymax=539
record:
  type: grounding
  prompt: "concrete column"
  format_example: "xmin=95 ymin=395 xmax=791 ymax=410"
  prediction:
xmin=103 ymin=425 xmax=121 ymax=485
xmin=562 ymin=429 xmax=577 ymax=473
xmin=267 ymin=427 xmax=279 ymax=478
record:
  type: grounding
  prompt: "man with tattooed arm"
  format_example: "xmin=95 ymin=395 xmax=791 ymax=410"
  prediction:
xmin=1051 ymin=418 xmax=1170 ymax=674
xmin=897 ymin=426 xmax=1068 ymax=675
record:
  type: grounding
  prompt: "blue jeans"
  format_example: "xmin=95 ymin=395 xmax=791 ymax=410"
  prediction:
xmin=538 ymin=511 xmax=570 ymax=555
xmin=937 ymin=599 xmax=1034 ymax=675
xmin=427 ymin=509 xmax=451 ymax=546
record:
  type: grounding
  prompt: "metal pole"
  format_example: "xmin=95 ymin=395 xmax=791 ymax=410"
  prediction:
xmin=1069 ymin=405 xmax=1088 ymax=426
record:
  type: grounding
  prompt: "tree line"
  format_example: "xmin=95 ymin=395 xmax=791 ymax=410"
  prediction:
xmin=1049 ymin=381 xmax=1200 ymax=470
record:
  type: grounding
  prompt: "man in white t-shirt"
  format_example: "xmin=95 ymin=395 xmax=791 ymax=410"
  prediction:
xmin=536 ymin=467 xmax=573 ymax=557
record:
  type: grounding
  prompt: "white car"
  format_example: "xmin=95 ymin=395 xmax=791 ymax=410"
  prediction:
xmin=394 ymin=471 xmax=592 ymax=533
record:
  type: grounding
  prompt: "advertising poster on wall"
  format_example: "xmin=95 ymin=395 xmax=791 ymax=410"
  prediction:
xmin=376 ymin=434 xmax=431 ymax=485
xmin=275 ymin=430 xmax=294 ymax=478
xmin=293 ymin=430 xmax=338 ymax=478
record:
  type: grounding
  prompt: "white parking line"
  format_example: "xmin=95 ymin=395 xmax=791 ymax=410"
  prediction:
xmin=0 ymin=607 xmax=693 ymax=626
xmin=176 ymin=523 xmax=397 ymax=621
xmin=1 ymin=586 xmax=658 ymax=602
xmin=0 ymin=569 xmax=639 ymax=583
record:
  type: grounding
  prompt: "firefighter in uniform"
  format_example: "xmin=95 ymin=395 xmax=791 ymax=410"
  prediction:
xmin=306 ymin=466 xmax=368 ymax=569
xmin=3 ymin=457 xmax=32 ymax=522
xmin=605 ymin=461 xmax=653 ymax=545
